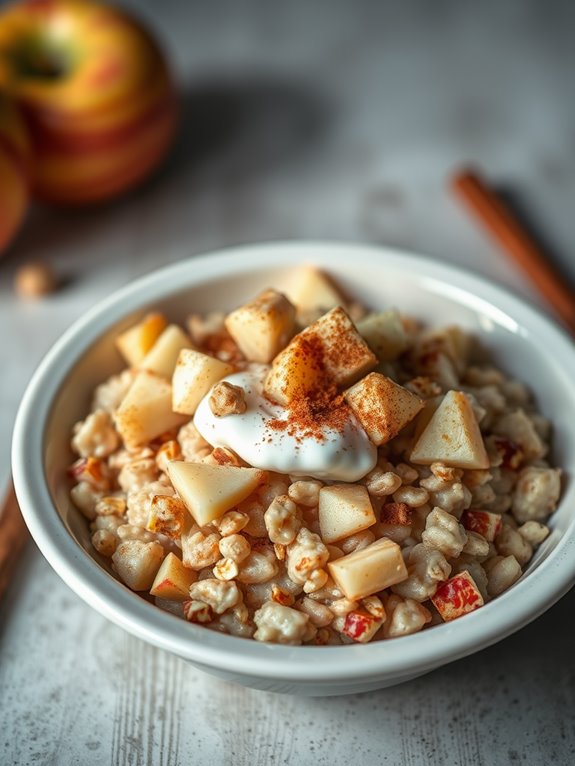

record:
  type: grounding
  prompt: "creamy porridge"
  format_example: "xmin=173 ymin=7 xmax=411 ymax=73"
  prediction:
xmin=68 ymin=266 xmax=561 ymax=645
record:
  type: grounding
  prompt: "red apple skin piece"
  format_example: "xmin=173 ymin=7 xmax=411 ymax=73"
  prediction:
xmin=0 ymin=0 xmax=178 ymax=204
xmin=0 ymin=94 xmax=30 ymax=254
xmin=431 ymin=571 xmax=485 ymax=622
xmin=342 ymin=611 xmax=382 ymax=643
xmin=460 ymin=509 xmax=502 ymax=542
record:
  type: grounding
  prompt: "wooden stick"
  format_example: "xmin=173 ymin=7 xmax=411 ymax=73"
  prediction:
xmin=0 ymin=481 xmax=30 ymax=600
xmin=451 ymin=167 xmax=575 ymax=335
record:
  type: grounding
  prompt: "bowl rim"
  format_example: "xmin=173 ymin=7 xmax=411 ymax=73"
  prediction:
xmin=11 ymin=239 xmax=575 ymax=683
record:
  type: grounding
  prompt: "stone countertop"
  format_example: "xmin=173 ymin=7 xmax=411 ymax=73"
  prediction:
xmin=1 ymin=1 xmax=575 ymax=764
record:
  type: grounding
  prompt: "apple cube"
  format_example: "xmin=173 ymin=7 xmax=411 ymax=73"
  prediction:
xmin=410 ymin=390 xmax=489 ymax=469
xmin=112 ymin=540 xmax=165 ymax=591
xmin=140 ymin=324 xmax=193 ymax=378
xmin=327 ymin=537 xmax=408 ymax=600
xmin=283 ymin=265 xmax=345 ymax=315
xmin=149 ymin=552 xmax=196 ymax=601
xmin=460 ymin=509 xmax=502 ymax=542
xmin=264 ymin=307 xmax=377 ymax=404
xmin=356 ymin=310 xmax=408 ymax=362
xmin=116 ymin=312 xmax=168 ymax=366
xmin=416 ymin=326 xmax=472 ymax=375
xmin=344 ymin=372 xmax=424 ymax=446
xmin=114 ymin=371 xmax=189 ymax=449
xmin=263 ymin=334 xmax=324 ymax=405
xmin=342 ymin=610 xmax=384 ymax=643
xmin=318 ymin=484 xmax=376 ymax=544
xmin=172 ymin=348 xmax=235 ymax=415
xmin=431 ymin=570 xmax=484 ymax=621
xmin=225 ymin=288 xmax=296 ymax=363
xmin=300 ymin=307 xmax=377 ymax=386
xmin=166 ymin=461 xmax=267 ymax=526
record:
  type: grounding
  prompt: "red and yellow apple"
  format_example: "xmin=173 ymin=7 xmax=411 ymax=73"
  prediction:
xmin=0 ymin=0 xmax=178 ymax=204
xmin=0 ymin=93 xmax=31 ymax=253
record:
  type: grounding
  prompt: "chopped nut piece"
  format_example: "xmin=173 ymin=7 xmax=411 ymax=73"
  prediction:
xmin=69 ymin=457 xmax=110 ymax=491
xmin=213 ymin=557 xmax=240 ymax=581
xmin=155 ymin=440 xmax=182 ymax=472
xmin=15 ymin=261 xmax=57 ymax=299
xmin=203 ymin=447 xmax=243 ymax=466
xmin=518 ymin=521 xmax=550 ymax=546
xmin=183 ymin=600 xmax=214 ymax=624
xmin=274 ymin=543 xmax=287 ymax=561
xmin=361 ymin=595 xmax=385 ymax=619
xmin=147 ymin=494 xmax=187 ymax=539
xmin=218 ymin=534 xmax=251 ymax=563
xmin=214 ymin=511 xmax=249 ymax=536
xmin=209 ymin=381 xmax=247 ymax=417
xmin=271 ymin=585 xmax=295 ymax=606
xmin=95 ymin=496 xmax=127 ymax=516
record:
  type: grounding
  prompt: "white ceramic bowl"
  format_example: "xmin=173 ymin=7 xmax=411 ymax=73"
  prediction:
xmin=12 ymin=241 xmax=575 ymax=696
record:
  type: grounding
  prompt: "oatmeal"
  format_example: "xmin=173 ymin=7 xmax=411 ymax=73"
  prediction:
xmin=68 ymin=266 xmax=562 ymax=645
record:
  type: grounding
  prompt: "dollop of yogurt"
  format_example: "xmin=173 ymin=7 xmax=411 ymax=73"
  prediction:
xmin=193 ymin=367 xmax=377 ymax=482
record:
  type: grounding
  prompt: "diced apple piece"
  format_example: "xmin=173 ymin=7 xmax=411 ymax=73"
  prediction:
xmin=300 ymin=307 xmax=377 ymax=387
xmin=318 ymin=484 xmax=376 ymax=544
xmin=140 ymin=324 xmax=193 ymax=378
xmin=410 ymin=390 xmax=489 ymax=469
xmin=344 ymin=373 xmax=423 ymax=446
xmin=112 ymin=540 xmax=165 ymax=591
xmin=166 ymin=461 xmax=267 ymax=526
xmin=225 ymin=288 xmax=296 ymax=363
xmin=356 ymin=310 xmax=408 ymax=362
xmin=327 ymin=537 xmax=408 ymax=600
xmin=116 ymin=312 xmax=168 ymax=366
xmin=114 ymin=371 xmax=189 ymax=449
xmin=172 ymin=349 xmax=235 ymax=415
xmin=283 ymin=265 xmax=345 ymax=314
xmin=264 ymin=307 xmax=377 ymax=404
xmin=149 ymin=552 xmax=196 ymax=601
xmin=264 ymin=334 xmax=324 ymax=405
xmin=493 ymin=410 xmax=545 ymax=461
xmin=460 ymin=509 xmax=502 ymax=542
xmin=431 ymin=571 xmax=484 ymax=621
xmin=416 ymin=326 xmax=472 ymax=375
xmin=342 ymin=610 xmax=383 ymax=643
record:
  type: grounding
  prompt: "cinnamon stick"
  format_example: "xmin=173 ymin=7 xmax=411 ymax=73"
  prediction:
xmin=451 ymin=168 xmax=575 ymax=335
xmin=0 ymin=482 xmax=30 ymax=600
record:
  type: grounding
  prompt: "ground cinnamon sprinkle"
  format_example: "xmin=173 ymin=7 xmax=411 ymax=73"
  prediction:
xmin=265 ymin=331 xmax=355 ymax=442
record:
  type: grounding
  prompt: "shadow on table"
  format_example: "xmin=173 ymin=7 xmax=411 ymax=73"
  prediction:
xmin=310 ymin=586 xmax=575 ymax=762
xmin=0 ymin=74 xmax=329 ymax=274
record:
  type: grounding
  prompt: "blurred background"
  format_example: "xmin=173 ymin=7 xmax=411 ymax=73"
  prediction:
xmin=1 ymin=2 xmax=575 ymax=763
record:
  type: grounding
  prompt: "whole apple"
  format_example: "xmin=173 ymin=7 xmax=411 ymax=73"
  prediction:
xmin=0 ymin=0 xmax=178 ymax=204
xmin=0 ymin=94 xmax=31 ymax=253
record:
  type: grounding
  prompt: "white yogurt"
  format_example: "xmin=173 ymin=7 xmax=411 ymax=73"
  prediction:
xmin=193 ymin=368 xmax=377 ymax=482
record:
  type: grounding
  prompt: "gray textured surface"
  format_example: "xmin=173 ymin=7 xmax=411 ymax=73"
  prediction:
xmin=2 ymin=1 xmax=575 ymax=763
